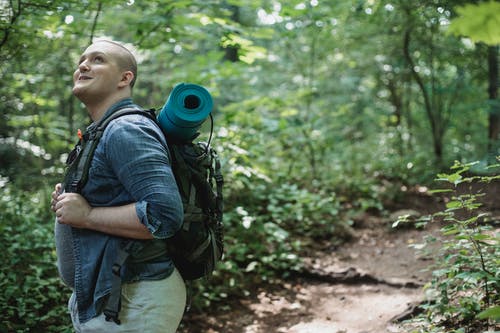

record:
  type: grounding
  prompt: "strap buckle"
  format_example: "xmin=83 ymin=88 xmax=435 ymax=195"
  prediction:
xmin=111 ymin=263 xmax=122 ymax=276
xmin=104 ymin=309 xmax=121 ymax=325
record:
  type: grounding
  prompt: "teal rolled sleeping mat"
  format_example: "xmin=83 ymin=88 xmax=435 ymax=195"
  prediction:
xmin=157 ymin=83 xmax=213 ymax=142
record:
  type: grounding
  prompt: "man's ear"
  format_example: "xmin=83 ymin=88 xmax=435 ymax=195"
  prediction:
xmin=118 ymin=71 xmax=134 ymax=88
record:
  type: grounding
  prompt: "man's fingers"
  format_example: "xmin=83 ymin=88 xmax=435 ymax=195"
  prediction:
xmin=50 ymin=183 xmax=63 ymax=213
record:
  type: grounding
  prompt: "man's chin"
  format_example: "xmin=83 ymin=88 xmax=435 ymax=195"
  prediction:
xmin=72 ymin=86 xmax=85 ymax=97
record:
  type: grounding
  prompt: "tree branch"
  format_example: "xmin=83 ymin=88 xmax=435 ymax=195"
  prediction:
xmin=89 ymin=2 xmax=103 ymax=44
xmin=404 ymin=27 xmax=443 ymax=160
xmin=0 ymin=0 xmax=22 ymax=51
xmin=136 ymin=8 xmax=174 ymax=47
xmin=403 ymin=28 xmax=433 ymax=123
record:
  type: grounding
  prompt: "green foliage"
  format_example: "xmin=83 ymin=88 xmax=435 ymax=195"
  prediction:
xmin=182 ymin=145 xmax=354 ymax=309
xmin=263 ymin=182 xmax=342 ymax=238
xmin=1 ymin=0 xmax=499 ymax=330
xmin=186 ymin=176 xmax=350 ymax=307
xmin=0 ymin=185 xmax=72 ymax=333
xmin=448 ymin=1 xmax=500 ymax=45
xmin=402 ymin=160 xmax=500 ymax=332
xmin=477 ymin=305 xmax=500 ymax=321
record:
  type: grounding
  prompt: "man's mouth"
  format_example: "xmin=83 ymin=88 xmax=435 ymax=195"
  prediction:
xmin=79 ymin=75 xmax=93 ymax=81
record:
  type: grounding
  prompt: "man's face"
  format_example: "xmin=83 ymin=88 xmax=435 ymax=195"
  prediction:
xmin=72 ymin=42 xmax=125 ymax=101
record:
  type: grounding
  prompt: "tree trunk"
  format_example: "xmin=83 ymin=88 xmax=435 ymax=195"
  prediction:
xmin=385 ymin=76 xmax=405 ymax=155
xmin=403 ymin=28 xmax=443 ymax=164
xmin=223 ymin=5 xmax=240 ymax=62
xmin=487 ymin=45 xmax=499 ymax=159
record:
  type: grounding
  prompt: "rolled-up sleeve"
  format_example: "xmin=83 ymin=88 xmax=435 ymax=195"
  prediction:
xmin=103 ymin=115 xmax=183 ymax=239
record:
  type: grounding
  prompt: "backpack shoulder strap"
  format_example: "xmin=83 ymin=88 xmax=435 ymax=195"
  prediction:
xmin=96 ymin=107 xmax=155 ymax=131
xmin=63 ymin=107 xmax=154 ymax=193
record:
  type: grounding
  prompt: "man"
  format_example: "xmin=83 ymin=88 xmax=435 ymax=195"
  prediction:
xmin=51 ymin=40 xmax=186 ymax=332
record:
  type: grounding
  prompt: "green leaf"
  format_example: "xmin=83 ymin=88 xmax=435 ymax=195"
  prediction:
xmin=428 ymin=189 xmax=453 ymax=194
xmin=442 ymin=227 xmax=459 ymax=236
xmin=446 ymin=200 xmax=462 ymax=209
xmin=436 ymin=172 xmax=463 ymax=185
xmin=476 ymin=305 xmax=500 ymax=320
xmin=472 ymin=233 xmax=493 ymax=241
xmin=448 ymin=1 xmax=500 ymax=45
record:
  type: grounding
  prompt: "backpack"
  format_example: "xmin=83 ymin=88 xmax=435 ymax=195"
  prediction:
xmin=62 ymin=106 xmax=224 ymax=324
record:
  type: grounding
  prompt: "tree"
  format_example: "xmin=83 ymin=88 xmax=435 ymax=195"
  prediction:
xmin=448 ymin=1 xmax=500 ymax=163
xmin=399 ymin=1 xmax=465 ymax=165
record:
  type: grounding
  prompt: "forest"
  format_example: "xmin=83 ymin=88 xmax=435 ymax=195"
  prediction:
xmin=1 ymin=0 xmax=499 ymax=332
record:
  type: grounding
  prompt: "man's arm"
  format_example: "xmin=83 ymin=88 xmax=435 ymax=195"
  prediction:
xmin=53 ymin=188 xmax=153 ymax=240
xmin=104 ymin=116 xmax=183 ymax=239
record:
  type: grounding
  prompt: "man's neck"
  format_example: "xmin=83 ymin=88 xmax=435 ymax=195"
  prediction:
xmin=83 ymin=92 xmax=131 ymax=122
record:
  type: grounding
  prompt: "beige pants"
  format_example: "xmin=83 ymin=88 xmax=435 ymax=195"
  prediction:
xmin=71 ymin=268 xmax=186 ymax=333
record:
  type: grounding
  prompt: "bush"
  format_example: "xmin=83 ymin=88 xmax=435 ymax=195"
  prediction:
xmin=399 ymin=161 xmax=500 ymax=332
xmin=0 ymin=185 xmax=72 ymax=333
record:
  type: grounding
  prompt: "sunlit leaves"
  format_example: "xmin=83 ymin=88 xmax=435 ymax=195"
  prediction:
xmin=448 ymin=1 xmax=500 ymax=45
xmin=221 ymin=33 xmax=267 ymax=64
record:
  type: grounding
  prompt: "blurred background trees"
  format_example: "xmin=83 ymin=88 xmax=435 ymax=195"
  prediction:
xmin=0 ymin=0 xmax=498 ymax=332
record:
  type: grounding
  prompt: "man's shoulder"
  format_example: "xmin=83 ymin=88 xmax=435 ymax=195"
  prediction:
xmin=105 ymin=110 xmax=157 ymax=132
xmin=102 ymin=110 xmax=166 ymax=146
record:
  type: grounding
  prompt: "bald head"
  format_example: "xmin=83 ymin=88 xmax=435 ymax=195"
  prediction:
xmin=92 ymin=40 xmax=138 ymax=88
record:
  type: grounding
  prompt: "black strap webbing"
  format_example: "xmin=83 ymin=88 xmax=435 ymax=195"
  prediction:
xmin=212 ymin=149 xmax=224 ymax=222
xmin=103 ymin=247 xmax=130 ymax=325
xmin=103 ymin=240 xmax=145 ymax=325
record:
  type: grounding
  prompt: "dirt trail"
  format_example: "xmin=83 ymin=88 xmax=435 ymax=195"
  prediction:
xmin=284 ymin=214 xmax=436 ymax=333
xmin=178 ymin=181 xmax=500 ymax=333
xmin=181 ymin=202 xmax=441 ymax=333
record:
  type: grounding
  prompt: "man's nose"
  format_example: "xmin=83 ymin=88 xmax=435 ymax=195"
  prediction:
xmin=78 ymin=60 xmax=90 ymax=72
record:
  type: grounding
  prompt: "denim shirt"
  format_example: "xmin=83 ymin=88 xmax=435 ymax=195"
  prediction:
xmin=56 ymin=98 xmax=183 ymax=324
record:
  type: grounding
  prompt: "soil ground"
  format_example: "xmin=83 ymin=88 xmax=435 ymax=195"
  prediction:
xmin=179 ymin=181 xmax=500 ymax=333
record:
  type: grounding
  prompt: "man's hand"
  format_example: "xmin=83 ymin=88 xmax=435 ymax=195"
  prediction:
xmin=50 ymin=183 xmax=62 ymax=213
xmin=52 ymin=184 xmax=92 ymax=228
xmin=50 ymin=183 xmax=153 ymax=239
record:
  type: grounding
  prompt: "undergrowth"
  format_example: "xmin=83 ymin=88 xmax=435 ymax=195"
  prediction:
xmin=397 ymin=161 xmax=500 ymax=333
xmin=0 ymin=185 xmax=72 ymax=332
